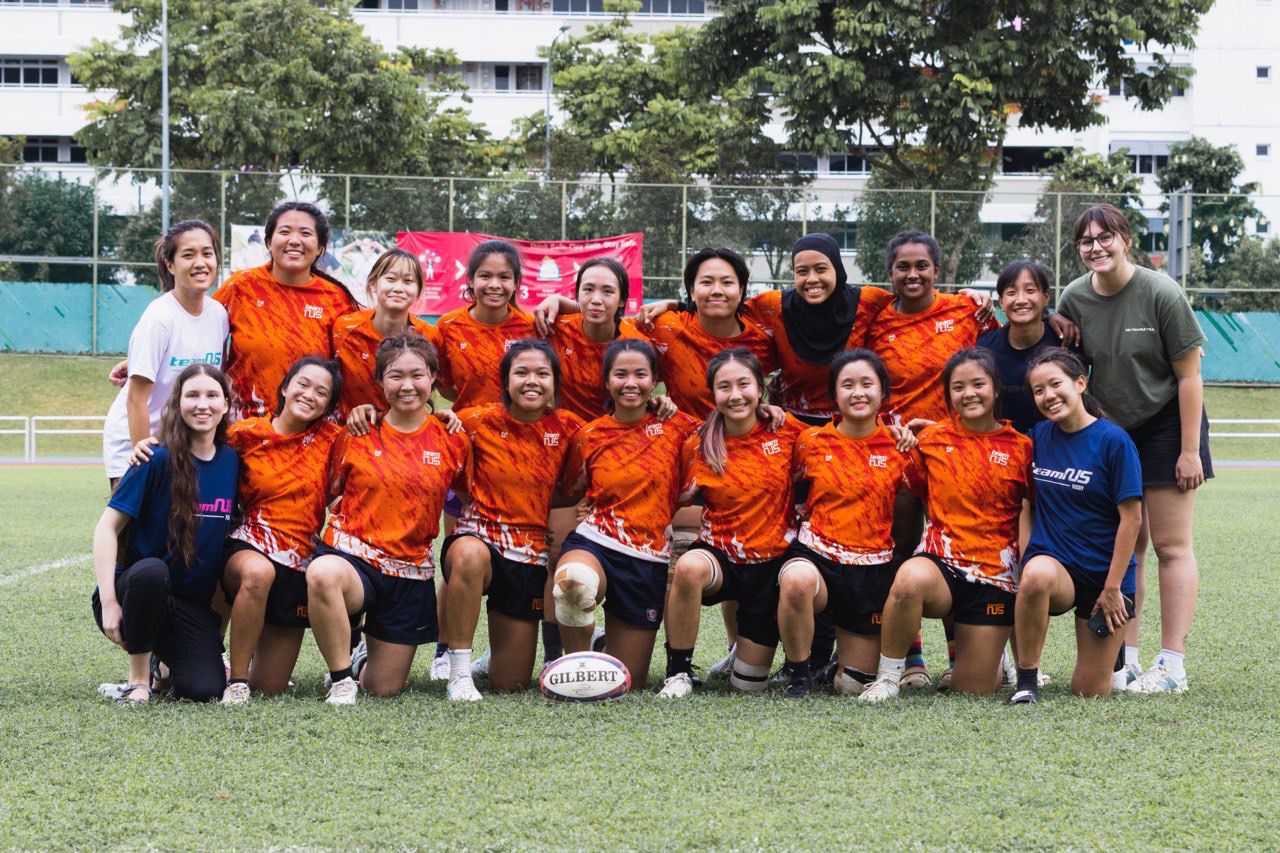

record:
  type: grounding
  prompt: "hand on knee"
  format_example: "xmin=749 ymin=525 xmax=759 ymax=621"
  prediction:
xmin=552 ymin=562 xmax=599 ymax=628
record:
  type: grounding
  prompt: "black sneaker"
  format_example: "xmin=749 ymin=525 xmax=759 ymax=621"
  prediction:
xmin=784 ymin=674 xmax=814 ymax=698
xmin=813 ymin=656 xmax=839 ymax=687
xmin=1009 ymin=687 xmax=1039 ymax=704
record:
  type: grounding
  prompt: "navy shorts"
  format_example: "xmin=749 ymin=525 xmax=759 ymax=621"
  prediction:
xmin=560 ymin=531 xmax=666 ymax=630
xmin=312 ymin=543 xmax=437 ymax=646
xmin=440 ymin=534 xmax=547 ymax=623
xmin=785 ymin=541 xmax=896 ymax=636
xmin=690 ymin=542 xmax=782 ymax=648
xmin=444 ymin=489 xmax=464 ymax=519
xmin=1126 ymin=395 xmax=1214 ymax=488
xmin=917 ymin=553 xmax=1015 ymax=627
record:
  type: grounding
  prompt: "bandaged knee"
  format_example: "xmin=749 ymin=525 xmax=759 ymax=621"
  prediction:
xmin=729 ymin=660 xmax=770 ymax=694
xmin=834 ymin=667 xmax=873 ymax=696
xmin=552 ymin=562 xmax=599 ymax=628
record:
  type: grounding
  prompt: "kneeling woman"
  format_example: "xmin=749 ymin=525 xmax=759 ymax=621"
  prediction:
xmin=440 ymin=340 xmax=585 ymax=702
xmin=306 ymin=334 xmax=470 ymax=704
xmin=861 ymin=349 xmax=1033 ymax=702
xmin=553 ymin=339 xmax=699 ymax=690
xmin=91 ymin=364 xmax=239 ymax=704
xmin=1011 ymin=349 xmax=1142 ymax=703
xmin=778 ymin=350 xmax=919 ymax=698
xmin=219 ymin=356 xmax=346 ymax=703
xmin=660 ymin=349 xmax=803 ymax=699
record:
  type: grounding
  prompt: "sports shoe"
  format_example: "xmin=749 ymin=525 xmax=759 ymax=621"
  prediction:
xmin=784 ymin=673 xmax=814 ymax=699
xmin=900 ymin=664 xmax=930 ymax=688
xmin=98 ymin=682 xmax=130 ymax=701
xmin=1038 ymin=671 xmax=1052 ymax=687
xmin=1111 ymin=663 xmax=1141 ymax=692
xmin=657 ymin=672 xmax=695 ymax=699
xmin=221 ymin=681 xmax=251 ymax=705
xmin=324 ymin=640 xmax=370 ymax=689
xmin=591 ymin=626 xmax=607 ymax=653
xmin=857 ymin=675 xmax=901 ymax=703
xmin=813 ymin=656 xmax=839 ymax=687
xmin=1126 ymin=662 xmax=1188 ymax=694
xmin=446 ymin=676 xmax=482 ymax=702
xmin=325 ymin=676 xmax=359 ymax=705
xmin=471 ymin=649 xmax=492 ymax=679
xmin=936 ymin=667 xmax=955 ymax=692
xmin=429 ymin=652 xmax=450 ymax=682
xmin=1002 ymin=649 xmax=1016 ymax=686
xmin=222 ymin=652 xmax=231 ymax=683
xmin=1008 ymin=688 xmax=1038 ymax=704
xmin=707 ymin=644 xmax=736 ymax=680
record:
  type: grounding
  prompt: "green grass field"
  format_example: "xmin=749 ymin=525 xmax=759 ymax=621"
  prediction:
xmin=1 ymin=464 xmax=1277 ymax=847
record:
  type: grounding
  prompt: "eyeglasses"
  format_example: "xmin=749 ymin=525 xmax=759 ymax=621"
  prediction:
xmin=1077 ymin=232 xmax=1116 ymax=251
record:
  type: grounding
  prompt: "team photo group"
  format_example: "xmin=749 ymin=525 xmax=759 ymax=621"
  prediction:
xmin=92 ymin=197 xmax=1212 ymax=708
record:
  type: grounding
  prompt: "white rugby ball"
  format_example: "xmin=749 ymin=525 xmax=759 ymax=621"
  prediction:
xmin=539 ymin=651 xmax=631 ymax=702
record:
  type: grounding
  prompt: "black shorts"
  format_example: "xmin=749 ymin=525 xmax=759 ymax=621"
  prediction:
xmin=784 ymin=541 xmax=895 ymax=636
xmin=1126 ymin=395 xmax=1214 ymax=488
xmin=917 ymin=553 xmax=1016 ymax=627
xmin=689 ymin=542 xmax=782 ymax=648
xmin=560 ymin=531 xmax=666 ymax=630
xmin=1041 ymin=561 xmax=1139 ymax=622
xmin=312 ymin=543 xmax=438 ymax=646
xmin=440 ymin=534 xmax=547 ymax=623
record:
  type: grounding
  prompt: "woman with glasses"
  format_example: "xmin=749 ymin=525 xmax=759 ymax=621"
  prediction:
xmin=1056 ymin=203 xmax=1212 ymax=696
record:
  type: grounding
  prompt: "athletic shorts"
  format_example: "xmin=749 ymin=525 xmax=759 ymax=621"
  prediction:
xmin=440 ymin=534 xmax=547 ymax=623
xmin=1126 ymin=395 xmax=1214 ymax=488
xmin=784 ymin=541 xmax=895 ymax=636
xmin=1032 ymin=559 xmax=1139 ymax=622
xmin=689 ymin=542 xmax=782 ymax=648
xmin=444 ymin=489 xmax=464 ymax=519
xmin=917 ymin=553 xmax=1015 ymax=627
xmin=560 ymin=531 xmax=666 ymax=631
xmin=312 ymin=543 xmax=437 ymax=646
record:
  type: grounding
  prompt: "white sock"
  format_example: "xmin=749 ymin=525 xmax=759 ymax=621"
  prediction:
xmin=1155 ymin=648 xmax=1185 ymax=679
xmin=1124 ymin=645 xmax=1140 ymax=668
xmin=877 ymin=654 xmax=906 ymax=686
xmin=448 ymin=648 xmax=472 ymax=680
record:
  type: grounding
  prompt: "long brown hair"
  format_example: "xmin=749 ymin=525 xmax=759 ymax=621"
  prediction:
xmin=699 ymin=348 xmax=769 ymax=475
xmin=155 ymin=363 xmax=233 ymax=568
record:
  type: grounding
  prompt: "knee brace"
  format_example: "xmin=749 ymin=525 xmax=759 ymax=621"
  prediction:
xmin=834 ymin=667 xmax=874 ymax=696
xmin=729 ymin=660 xmax=770 ymax=694
xmin=552 ymin=562 xmax=599 ymax=628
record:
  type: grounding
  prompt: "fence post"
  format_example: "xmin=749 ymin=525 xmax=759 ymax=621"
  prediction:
xmin=561 ymin=180 xmax=568 ymax=240
xmin=219 ymin=171 xmax=228 ymax=272
xmin=929 ymin=190 xmax=937 ymax=237
xmin=680 ymin=184 xmax=688 ymax=269
xmin=448 ymin=178 xmax=455 ymax=232
xmin=1053 ymin=192 xmax=1062 ymax=304
xmin=344 ymin=174 xmax=351 ymax=232
xmin=91 ymin=167 xmax=100 ymax=356
xmin=801 ymin=187 xmax=809 ymax=236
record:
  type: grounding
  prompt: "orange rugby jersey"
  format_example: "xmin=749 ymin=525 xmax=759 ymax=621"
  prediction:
xmin=680 ymin=416 xmax=804 ymax=562
xmin=647 ymin=311 xmax=778 ymax=419
xmin=225 ymin=417 xmax=345 ymax=570
xmin=330 ymin=309 xmax=441 ymax=417
xmin=868 ymin=292 xmax=996 ymax=424
xmin=562 ymin=410 xmax=700 ymax=562
xmin=454 ymin=403 xmax=585 ymax=566
xmin=324 ymin=417 xmax=470 ymax=580
xmin=213 ymin=265 xmax=356 ymax=418
xmin=434 ymin=306 xmax=536 ymax=410
xmin=792 ymin=424 xmax=921 ymax=565
xmin=914 ymin=417 xmax=1033 ymax=591
xmin=551 ymin=315 xmax=647 ymax=422
xmin=744 ymin=287 xmax=895 ymax=420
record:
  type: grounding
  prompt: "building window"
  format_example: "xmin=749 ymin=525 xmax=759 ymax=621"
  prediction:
xmin=1259 ymin=143 xmax=1272 ymax=158
xmin=493 ymin=65 xmax=510 ymax=91
xmin=778 ymin=153 xmax=817 ymax=173
xmin=22 ymin=136 xmax=60 ymax=163
xmin=1129 ymin=153 xmax=1169 ymax=175
xmin=1258 ymin=66 xmax=1272 ymax=80
xmin=0 ymin=58 xmax=59 ymax=87
xmin=1257 ymin=220 xmax=1271 ymax=235
xmin=515 ymin=65 xmax=543 ymax=92
xmin=828 ymin=153 xmax=870 ymax=174
xmin=1000 ymin=147 xmax=1061 ymax=174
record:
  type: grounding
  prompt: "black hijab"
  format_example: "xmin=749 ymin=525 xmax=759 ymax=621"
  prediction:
xmin=782 ymin=233 xmax=859 ymax=365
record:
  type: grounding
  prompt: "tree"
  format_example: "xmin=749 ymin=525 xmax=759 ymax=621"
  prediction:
xmin=1208 ymin=237 xmax=1280 ymax=312
xmin=1157 ymin=136 xmax=1262 ymax=272
xmin=0 ymin=170 xmax=121 ymax=282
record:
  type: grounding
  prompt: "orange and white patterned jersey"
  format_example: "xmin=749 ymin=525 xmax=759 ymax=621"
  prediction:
xmin=454 ymin=403 xmax=585 ymax=566
xmin=550 ymin=315 xmax=648 ymax=422
xmin=212 ymin=265 xmax=356 ymax=418
xmin=323 ymin=417 xmax=470 ymax=580
xmin=434 ymin=306 xmax=536 ymax=410
xmin=330 ymin=309 xmax=441 ymax=418
xmin=914 ymin=416 xmax=1033 ymax=591
xmin=561 ymin=410 xmax=700 ymax=561
xmin=647 ymin=311 xmax=778 ymax=419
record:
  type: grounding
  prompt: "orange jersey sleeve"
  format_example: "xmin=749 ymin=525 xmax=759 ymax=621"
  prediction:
xmin=914 ymin=417 xmax=1033 ymax=590
xmin=747 ymin=287 xmax=894 ymax=420
xmin=562 ymin=410 xmax=700 ymax=561
xmin=454 ymin=404 xmax=585 ymax=566
xmin=323 ymin=417 xmax=471 ymax=579
xmin=793 ymin=423 xmax=918 ymax=564
xmin=433 ymin=306 xmax=537 ymax=410
xmin=331 ymin=309 xmax=441 ymax=417
xmin=648 ymin=311 xmax=778 ymax=419
xmin=213 ymin=265 xmax=356 ymax=418
xmin=680 ymin=416 xmax=803 ymax=562
xmin=551 ymin=315 xmax=648 ymax=422
xmin=868 ymin=292 xmax=994 ymax=424
xmin=225 ymin=417 xmax=345 ymax=569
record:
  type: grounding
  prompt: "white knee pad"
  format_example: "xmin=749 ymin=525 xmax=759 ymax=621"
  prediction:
xmin=834 ymin=667 xmax=869 ymax=696
xmin=778 ymin=558 xmax=821 ymax=596
xmin=729 ymin=660 xmax=770 ymax=694
xmin=552 ymin=562 xmax=599 ymax=628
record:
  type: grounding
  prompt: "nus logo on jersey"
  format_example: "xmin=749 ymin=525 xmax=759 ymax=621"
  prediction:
xmin=868 ymin=454 xmax=888 ymax=469
xmin=935 ymin=319 xmax=955 ymax=333
xmin=544 ymin=433 xmax=561 ymax=447
xmin=422 ymin=451 xmax=442 ymax=466
xmin=761 ymin=439 xmax=782 ymax=456
xmin=644 ymin=423 xmax=664 ymax=438
xmin=304 ymin=305 xmax=323 ymax=319
xmin=1033 ymin=465 xmax=1093 ymax=487
xmin=989 ymin=450 xmax=1010 ymax=466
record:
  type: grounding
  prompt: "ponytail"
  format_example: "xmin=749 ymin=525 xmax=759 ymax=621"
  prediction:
xmin=1026 ymin=347 xmax=1108 ymax=420
xmin=699 ymin=348 xmax=768 ymax=475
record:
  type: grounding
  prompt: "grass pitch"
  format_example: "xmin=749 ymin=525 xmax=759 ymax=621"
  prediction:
xmin=0 ymin=465 xmax=1277 ymax=848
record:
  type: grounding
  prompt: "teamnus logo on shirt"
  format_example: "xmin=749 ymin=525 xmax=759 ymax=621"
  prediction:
xmin=422 ymin=451 xmax=442 ymax=466
xmin=1033 ymin=465 xmax=1093 ymax=487
xmin=169 ymin=352 xmax=222 ymax=367
xmin=196 ymin=497 xmax=233 ymax=518
xmin=761 ymin=439 xmax=782 ymax=456
xmin=645 ymin=424 xmax=664 ymax=438
xmin=304 ymin=305 xmax=324 ymax=319
xmin=544 ymin=433 xmax=561 ymax=447
xmin=989 ymin=450 xmax=1010 ymax=466
xmin=935 ymin=319 xmax=955 ymax=333
xmin=868 ymin=454 xmax=888 ymax=469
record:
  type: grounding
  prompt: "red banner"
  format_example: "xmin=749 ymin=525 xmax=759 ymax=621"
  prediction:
xmin=397 ymin=231 xmax=644 ymax=317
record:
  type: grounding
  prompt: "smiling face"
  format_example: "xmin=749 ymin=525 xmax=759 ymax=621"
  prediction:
xmin=167 ymin=228 xmax=218 ymax=296
xmin=179 ymin=373 xmax=229 ymax=436
xmin=792 ymin=249 xmax=838 ymax=305
xmin=690 ymin=258 xmax=743 ymax=320
xmin=998 ymin=270 xmax=1050 ymax=326
xmin=888 ymin=242 xmax=937 ymax=303
xmin=506 ymin=349 xmax=555 ymax=416
xmin=281 ymin=364 xmax=334 ymax=425
xmin=371 ymin=258 xmax=421 ymax=313
xmin=470 ymin=253 xmax=518 ymax=310
xmin=947 ymin=360 xmax=997 ymax=422
xmin=1029 ymin=361 xmax=1087 ymax=424
xmin=834 ymin=359 xmax=884 ymax=423
xmin=380 ymin=351 xmax=435 ymax=415
xmin=268 ymin=210 xmax=322 ymax=277
xmin=577 ymin=266 xmax=624 ymax=326
xmin=1077 ymin=219 xmax=1130 ymax=276
xmin=711 ymin=359 xmax=761 ymax=426
xmin=607 ymin=350 xmax=656 ymax=414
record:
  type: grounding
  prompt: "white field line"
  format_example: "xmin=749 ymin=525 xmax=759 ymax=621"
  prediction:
xmin=0 ymin=553 xmax=91 ymax=587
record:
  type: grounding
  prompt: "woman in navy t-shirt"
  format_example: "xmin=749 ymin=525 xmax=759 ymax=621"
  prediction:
xmin=91 ymin=363 xmax=239 ymax=704
xmin=1011 ymin=348 xmax=1143 ymax=703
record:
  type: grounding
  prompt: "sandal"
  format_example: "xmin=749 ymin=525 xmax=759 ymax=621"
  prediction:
xmin=115 ymin=683 xmax=153 ymax=706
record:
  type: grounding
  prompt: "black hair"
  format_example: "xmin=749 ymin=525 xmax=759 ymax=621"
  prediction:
xmin=263 ymin=201 xmax=348 ymax=291
xmin=274 ymin=356 xmax=343 ymax=422
xmin=941 ymin=348 xmax=1003 ymax=420
xmin=827 ymin=348 xmax=891 ymax=408
xmin=994 ymin=260 xmax=1050 ymax=298
xmin=154 ymin=219 xmax=221 ymax=293
xmin=885 ymin=230 xmax=941 ymax=274
xmin=500 ymin=339 xmax=561 ymax=409
xmin=575 ymin=257 xmax=630 ymax=330
xmin=682 ymin=247 xmax=750 ymax=315
xmin=1026 ymin=347 xmax=1105 ymax=418
xmin=601 ymin=338 xmax=660 ymax=412
xmin=465 ymin=239 xmax=523 ymax=305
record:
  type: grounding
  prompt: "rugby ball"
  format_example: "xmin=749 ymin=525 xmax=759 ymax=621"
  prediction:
xmin=539 ymin=651 xmax=631 ymax=702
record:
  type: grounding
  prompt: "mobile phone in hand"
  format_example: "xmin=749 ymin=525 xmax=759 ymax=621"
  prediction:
xmin=1087 ymin=592 xmax=1136 ymax=638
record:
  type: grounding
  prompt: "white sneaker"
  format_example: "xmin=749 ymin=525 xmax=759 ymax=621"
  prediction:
xmin=1001 ymin=649 xmax=1016 ymax=686
xmin=430 ymin=654 xmax=451 ymax=681
xmin=657 ymin=672 xmax=695 ymax=699
xmin=1111 ymin=663 xmax=1141 ymax=692
xmin=221 ymin=681 xmax=251 ymax=705
xmin=222 ymin=652 xmax=231 ymax=683
xmin=857 ymin=675 xmax=901 ymax=703
xmin=1126 ymin=662 xmax=1188 ymax=694
xmin=324 ymin=640 xmax=369 ymax=689
xmin=1038 ymin=671 xmax=1053 ymax=687
xmin=97 ymin=682 xmax=129 ymax=701
xmin=471 ymin=649 xmax=491 ymax=678
xmin=707 ymin=644 xmax=736 ymax=681
xmin=325 ymin=676 xmax=359 ymax=705
xmin=447 ymin=675 xmax=482 ymax=702
xmin=590 ymin=626 xmax=607 ymax=653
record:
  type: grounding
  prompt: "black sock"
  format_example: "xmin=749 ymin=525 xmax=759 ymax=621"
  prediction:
xmin=541 ymin=622 xmax=564 ymax=661
xmin=843 ymin=667 xmax=874 ymax=685
xmin=1016 ymin=666 xmax=1039 ymax=693
xmin=434 ymin=642 xmax=449 ymax=658
xmin=665 ymin=643 xmax=695 ymax=678
xmin=1114 ymin=647 xmax=1125 ymax=673
xmin=228 ymin=677 xmax=248 ymax=686
xmin=785 ymin=659 xmax=812 ymax=682
xmin=329 ymin=666 xmax=354 ymax=684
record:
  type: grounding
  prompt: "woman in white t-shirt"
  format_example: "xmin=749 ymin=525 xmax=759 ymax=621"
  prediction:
xmin=102 ymin=220 xmax=230 ymax=488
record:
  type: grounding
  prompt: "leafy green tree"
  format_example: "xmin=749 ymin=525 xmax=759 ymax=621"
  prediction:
xmin=0 ymin=171 xmax=121 ymax=282
xmin=1208 ymin=237 xmax=1280 ymax=312
xmin=1157 ymin=136 xmax=1262 ymax=272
